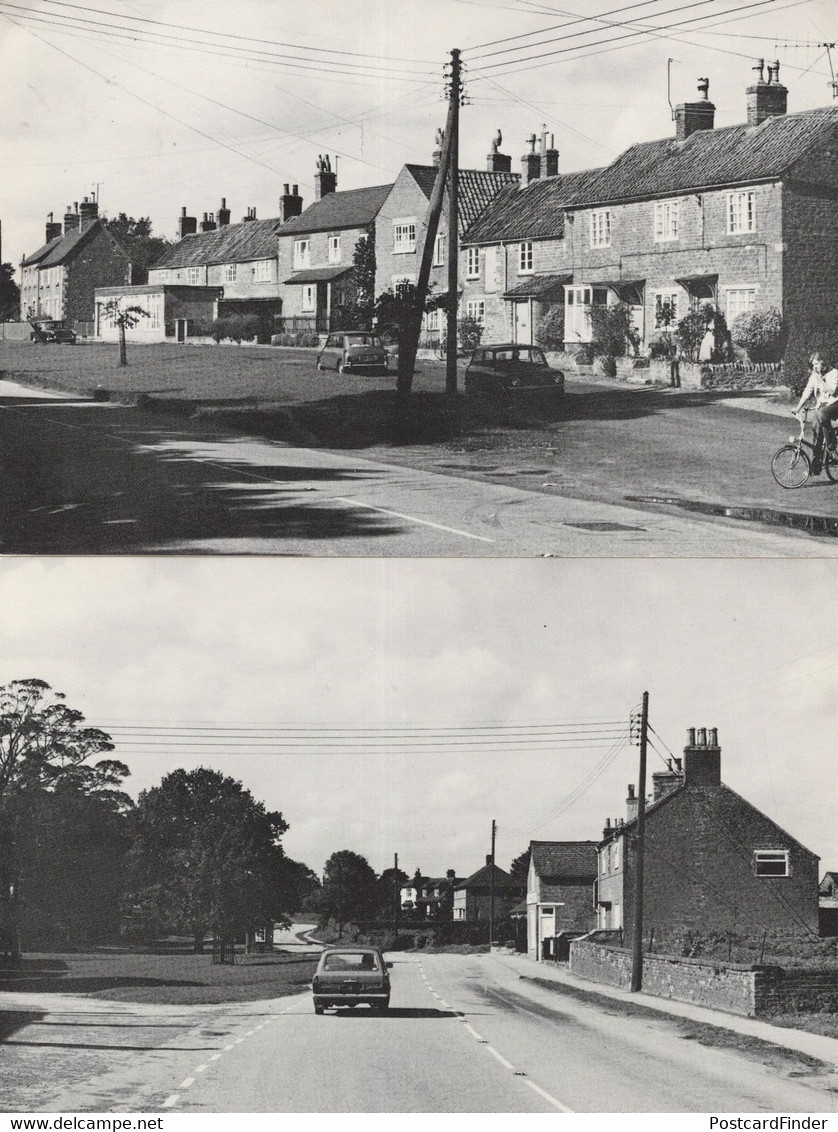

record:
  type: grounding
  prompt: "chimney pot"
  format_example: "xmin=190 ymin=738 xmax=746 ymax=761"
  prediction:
xmin=627 ymin=784 xmax=635 ymax=799
xmin=292 ymin=184 xmax=298 ymax=195
xmin=708 ymin=727 xmax=718 ymax=746
xmin=314 ymin=154 xmax=337 ymax=199
xmin=747 ymin=58 xmax=787 ymax=125
xmin=181 ymin=206 xmax=187 ymax=217
xmin=674 ymin=758 xmax=682 ymax=771
xmin=697 ymin=727 xmax=707 ymax=746
xmin=687 ymin=727 xmax=696 ymax=745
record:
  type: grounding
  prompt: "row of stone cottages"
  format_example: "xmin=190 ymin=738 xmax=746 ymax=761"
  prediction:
xmin=19 ymin=62 xmax=838 ymax=360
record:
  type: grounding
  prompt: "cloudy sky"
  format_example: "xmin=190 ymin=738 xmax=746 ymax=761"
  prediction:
xmin=1 ymin=557 xmax=835 ymax=880
xmin=3 ymin=0 xmax=837 ymax=270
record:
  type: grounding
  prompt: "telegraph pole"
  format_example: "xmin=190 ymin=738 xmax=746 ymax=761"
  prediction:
xmin=630 ymin=691 xmax=649 ymax=993
xmin=394 ymin=852 xmax=400 ymax=943
xmin=445 ymin=47 xmax=461 ymax=400
xmin=489 ymin=818 xmax=496 ymax=948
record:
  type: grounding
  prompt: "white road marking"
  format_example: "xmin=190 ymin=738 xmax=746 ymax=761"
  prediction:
xmin=195 ymin=1064 xmax=208 ymax=1073
xmin=178 ymin=1079 xmax=194 ymax=1089
xmin=162 ymin=1095 xmax=180 ymax=1108
xmin=524 ymin=1078 xmax=575 ymax=1113
xmin=336 ymin=497 xmax=495 ymax=543
xmin=245 ymin=1030 xmax=256 ymax=1036
xmin=234 ymin=1037 xmax=245 ymax=1044
xmin=485 ymin=1046 xmax=516 ymax=1071
xmin=224 ymin=1044 xmax=235 ymax=1050
xmin=463 ymin=1023 xmax=485 ymax=1042
xmin=209 ymin=1054 xmax=222 ymax=1061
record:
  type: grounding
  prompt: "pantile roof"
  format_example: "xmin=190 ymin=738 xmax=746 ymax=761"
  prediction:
xmin=564 ymin=104 xmax=838 ymax=208
xmin=150 ymin=218 xmax=283 ymax=269
xmin=278 ymin=184 xmax=392 ymax=237
xmin=405 ymin=164 xmax=521 ymax=234
xmin=21 ymin=235 xmax=63 ymax=267
xmin=40 ymin=220 xmax=130 ymax=267
xmin=463 ymin=168 xmax=604 ymax=244
xmin=530 ymin=841 xmax=598 ymax=879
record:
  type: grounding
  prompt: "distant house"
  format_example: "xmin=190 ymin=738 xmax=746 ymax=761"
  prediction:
xmin=461 ymin=64 xmax=838 ymax=358
xmin=400 ymin=869 xmax=462 ymax=918
xmin=453 ymin=857 xmax=523 ymax=922
xmin=278 ymin=157 xmax=392 ymax=333
xmin=20 ymin=198 xmax=133 ymax=329
xmin=819 ymin=872 xmax=838 ymax=937
xmin=374 ymin=133 xmax=518 ymax=344
xmin=526 ymin=841 xmax=598 ymax=960
xmin=597 ymin=727 xmax=819 ymax=938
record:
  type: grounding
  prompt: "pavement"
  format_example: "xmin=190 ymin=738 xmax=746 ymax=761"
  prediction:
xmin=492 ymin=949 xmax=838 ymax=1069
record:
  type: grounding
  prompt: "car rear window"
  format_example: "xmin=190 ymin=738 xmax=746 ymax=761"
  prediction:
xmin=346 ymin=334 xmax=380 ymax=347
xmin=323 ymin=952 xmax=380 ymax=971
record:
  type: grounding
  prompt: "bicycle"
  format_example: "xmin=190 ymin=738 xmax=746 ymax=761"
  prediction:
xmin=771 ymin=409 xmax=838 ymax=489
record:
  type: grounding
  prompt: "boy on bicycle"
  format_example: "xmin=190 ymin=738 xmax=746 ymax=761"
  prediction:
xmin=793 ymin=353 xmax=838 ymax=473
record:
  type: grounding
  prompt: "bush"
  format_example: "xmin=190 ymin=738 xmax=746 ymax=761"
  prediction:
xmin=677 ymin=304 xmax=732 ymax=363
xmin=270 ymin=331 xmax=320 ymax=347
xmin=588 ymin=301 xmax=634 ymax=357
xmin=598 ymin=353 xmax=617 ymax=377
xmin=731 ymin=308 xmax=784 ymax=363
xmin=537 ymin=304 xmax=565 ymax=351
xmin=457 ymin=315 xmax=483 ymax=354
xmin=211 ymin=314 xmax=260 ymax=344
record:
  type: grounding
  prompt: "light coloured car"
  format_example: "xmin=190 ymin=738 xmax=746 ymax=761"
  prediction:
xmin=311 ymin=946 xmax=391 ymax=1014
xmin=316 ymin=332 xmax=388 ymax=375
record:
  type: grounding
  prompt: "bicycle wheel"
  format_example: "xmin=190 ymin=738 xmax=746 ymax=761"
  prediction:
xmin=825 ymin=450 xmax=838 ymax=484
xmin=771 ymin=444 xmax=810 ymax=489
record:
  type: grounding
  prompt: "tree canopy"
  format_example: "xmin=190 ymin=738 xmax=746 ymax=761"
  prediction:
xmin=104 ymin=214 xmax=171 ymax=284
xmin=0 ymin=263 xmax=20 ymax=322
xmin=509 ymin=848 xmax=531 ymax=885
xmin=315 ymin=849 xmax=379 ymax=926
xmin=126 ymin=767 xmax=292 ymax=949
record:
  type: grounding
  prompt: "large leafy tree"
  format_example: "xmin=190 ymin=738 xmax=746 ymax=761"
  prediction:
xmin=315 ymin=850 xmax=379 ymax=930
xmin=509 ymin=848 xmax=531 ymax=886
xmin=104 ymin=214 xmax=171 ymax=284
xmin=0 ymin=678 xmax=126 ymax=958
xmin=126 ymin=767 xmax=291 ymax=951
xmin=375 ymin=865 xmax=408 ymax=919
xmin=0 ymin=263 xmax=20 ymax=322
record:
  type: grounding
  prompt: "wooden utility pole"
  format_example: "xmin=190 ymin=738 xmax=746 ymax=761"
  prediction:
xmin=489 ymin=818 xmax=496 ymax=948
xmin=445 ymin=47 xmax=461 ymax=400
xmin=396 ymin=48 xmax=462 ymax=406
xmin=630 ymin=691 xmax=649 ymax=993
xmin=394 ymin=852 xmax=400 ymax=943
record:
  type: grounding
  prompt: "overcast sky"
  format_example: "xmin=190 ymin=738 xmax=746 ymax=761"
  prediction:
xmin=2 ymin=0 xmax=837 ymax=270
xmin=1 ymin=557 xmax=835 ymax=880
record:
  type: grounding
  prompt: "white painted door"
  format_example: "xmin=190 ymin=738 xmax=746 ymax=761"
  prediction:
xmin=514 ymin=300 xmax=532 ymax=344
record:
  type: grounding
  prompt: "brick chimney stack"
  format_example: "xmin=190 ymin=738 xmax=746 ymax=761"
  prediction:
xmin=486 ymin=129 xmax=511 ymax=173
xmin=178 ymin=207 xmax=197 ymax=239
xmin=432 ymin=127 xmax=445 ymax=169
xmin=217 ymin=198 xmax=231 ymax=227
xmin=63 ymin=203 xmax=80 ymax=235
xmin=45 ymin=212 xmax=62 ymax=242
xmin=683 ymin=726 xmax=721 ymax=787
xmin=520 ymin=133 xmax=541 ymax=187
xmin=626 ymin=783 xmax=638 ymax=823
xmin=675 ymin=77 xmax=716 ymax=141
xmin=279 ymin=184 xmax=303 ymax=224
xmin=314 ymin=154 xmax=337 ymax=200
xmin=747 ymin=58 xmax=788 ymax=126
xmin=200 ymin=212 xmax=217 ymax=233
xmin=241 ymin=206 xmax=257 ymax=223
xmin=540 ymin=127 xmax=559 ymax=178
xmin=78 ymin=195 xmax=99 ymax=232
xmin=652 ymin=758 xmax=684 ymax=802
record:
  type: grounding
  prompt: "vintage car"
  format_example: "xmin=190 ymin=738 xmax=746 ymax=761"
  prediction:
xmin=30 ymin=320 xmax=77 ymax=344
xmin=464 ymin=343 xmax=564 ymax=406
xmin=311 ymin=946 xmax=392 ymax=1014
xmin=316 ymin=331 xmax=388 ymax=375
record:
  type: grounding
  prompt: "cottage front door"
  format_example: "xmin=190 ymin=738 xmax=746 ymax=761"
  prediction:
xmin=513 ymin=300 xmax=532 ymax=344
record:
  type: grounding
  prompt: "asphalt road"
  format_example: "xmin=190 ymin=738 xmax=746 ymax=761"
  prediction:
xmin=3 ymin=953 xmax=835 ymax=1113
xmin=0 ymin=381 xmax=834 ymax=555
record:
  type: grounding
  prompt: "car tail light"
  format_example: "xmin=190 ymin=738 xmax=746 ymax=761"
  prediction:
xmin=312 ymin=976 xmax=320 ymax=991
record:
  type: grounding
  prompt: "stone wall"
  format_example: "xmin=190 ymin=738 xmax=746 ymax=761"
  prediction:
xmin=569 ymin=939 xmax=838 ymax=1016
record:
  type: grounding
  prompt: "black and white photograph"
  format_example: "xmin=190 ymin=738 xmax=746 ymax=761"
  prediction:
xmin=1 ymin=0 xmax=838 ymax=1123
xmin=1 ymin=0 xmax=838 ymax=554
xmin=0 ymin=556 xmax=836 ymax=1114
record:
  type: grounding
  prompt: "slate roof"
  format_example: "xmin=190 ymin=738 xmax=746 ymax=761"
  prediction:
xmin=21 ymin=235 xmax=63 ymax=267
xmin=405 ymin=165 xmax=521 ymax=235
xmin=278 ymin=184 xmax=392 ymax=237
xmin=565 ymin=104 xmax=838 ymax=208
xmin=530 ymin=841 xmax=598 ymax=880
xmin=456 ymin=862 xmax=519 ymax=890
xmin=462 ymin=168 xmax=605 ymax=244
xmin=150 ymin=218 xmax=283 ymax=269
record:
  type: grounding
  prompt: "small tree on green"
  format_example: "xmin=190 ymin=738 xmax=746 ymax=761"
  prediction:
xmin=102 ymin=300 xmax=149 ymax=367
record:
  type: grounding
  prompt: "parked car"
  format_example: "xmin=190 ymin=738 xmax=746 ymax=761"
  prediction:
xmin=464 ymin=343 xmax=564 ymax=406
xmin=30 ymin=320 xmax=77 ymax=344
xmin=311 ymin=946 xmax=392 ymax=1014
xmin=316 ymin=332 xmax=388 ymax=375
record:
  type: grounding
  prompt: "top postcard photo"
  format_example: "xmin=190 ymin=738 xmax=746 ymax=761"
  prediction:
xmin=2 ymin=0 xmax=838 ymax=556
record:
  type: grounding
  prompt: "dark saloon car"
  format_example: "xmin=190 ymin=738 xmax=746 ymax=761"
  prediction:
xmin=316 ymin=331 xmax=388 ymax=374
xmin=31 ymin=320 xmax=77 ymax=344
xmin=464 ymin=343 xmax=564 ymax=406
xmin=312 ymin=947 xmax=391 ymax=1014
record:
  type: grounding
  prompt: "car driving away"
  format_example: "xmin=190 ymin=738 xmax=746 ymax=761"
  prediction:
xmin=465 ymin=343 xmax=564 ymax=408
xmin=316 ymin=331 xmax=388 ymax=375
xmin=311 ymin=946 xmax=391 ymax=1015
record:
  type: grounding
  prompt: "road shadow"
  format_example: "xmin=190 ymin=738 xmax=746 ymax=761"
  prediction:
xmin=0 ymin=399 xmax=406 ymax=552
xmin=0 ymin=1009 xmax=47 ymax=1043
xmin=328 ymin=1007 xmax=454 ymax=1019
